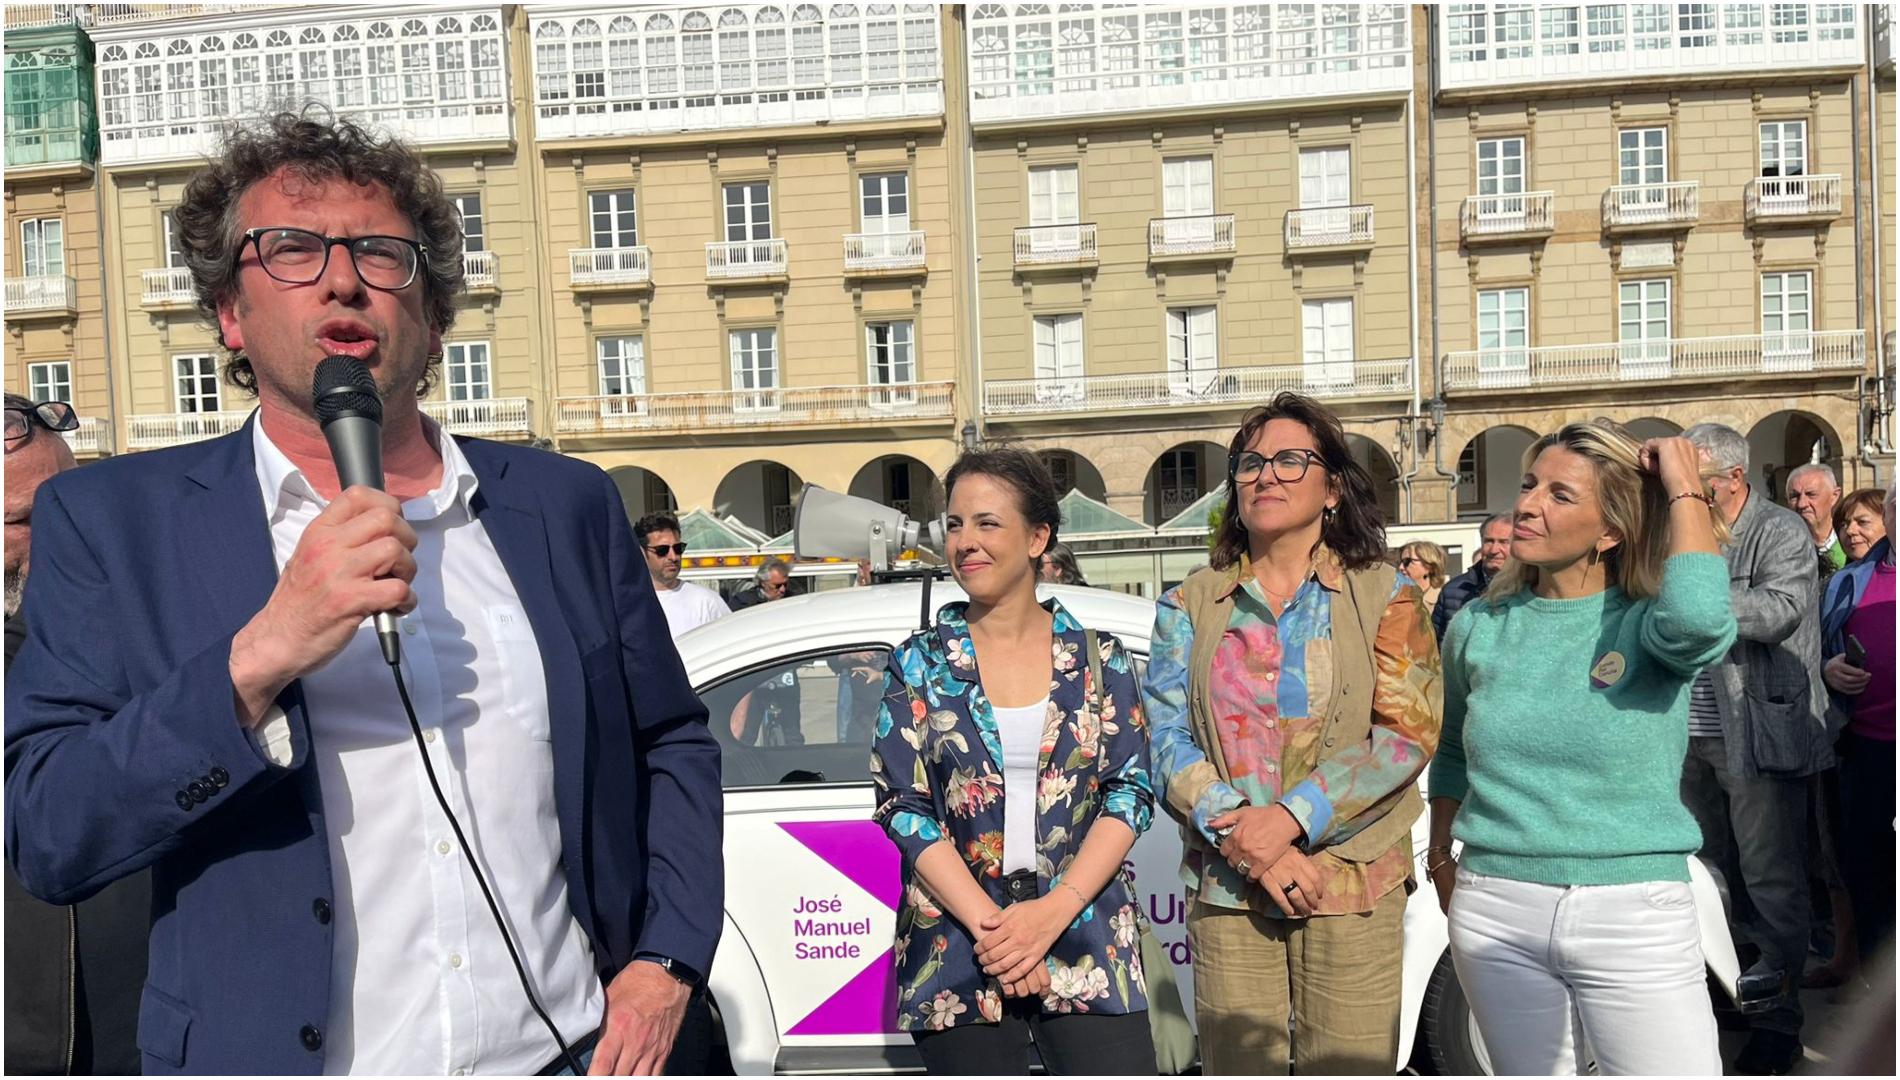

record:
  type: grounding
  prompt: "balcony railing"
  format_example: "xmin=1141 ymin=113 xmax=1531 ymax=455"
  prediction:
xmin=141 ymin=266 xmax=196 ymax=306
xmin=1442 ymin=330 xmax=1866 ymax=392
xmin=843 ymin=231 xmax=927 ymax=272
xmin=1149 ymin=214 xmax=1238 ymax=258
xmin=554 ymin=382 xmax=955 ymax=436
xmin=6 ymin=128 xmax=90 ymax=169
xmin=568 ymin=246 xmax=652 ymax=287
xmin=462 ymin=250 xmax=498 ymax=291
xmin=1284 ymin=205 xmax=1375 ymax=249
xmin=88 ymin=3 xmax=295 ymax=26
xmin=1461 ymin=191 xmax=1556 ymax=239
xmin=706 ymin=239 xmax=789 ymax=279
xmin=126 ymin=409 xmax=251 ymax=450
xmin=62 ymin=416 xmax=110 ymax=456
xmin=420 ymin=397 xmax=532 ymax=438
xmin=1601 ymin=181 xmax=1699 ymax=229
xmin=982 ymin=359 xmax=1415 ymax=417
xmin=4 ymin=274 xmax=77 ymax=315
xmin=4 ymin=3 xmax=86 ymax=29
xmin=1744 ymin=175 xmax=1843 ymax=221
xmin=1013 ymin=223 xmax=1099 ymax=267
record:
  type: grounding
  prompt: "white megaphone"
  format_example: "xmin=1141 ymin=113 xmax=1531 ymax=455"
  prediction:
xmin=793 ymin=484 xmax=943 ymax=572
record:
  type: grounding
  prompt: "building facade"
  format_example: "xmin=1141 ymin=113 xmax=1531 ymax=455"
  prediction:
xmin=4 ymin=2 xmax=1895 ymax=576
xmin=965 ymin=2 xmax=1423 ymax=550
xmin=1423 ymin=1 xmax=1892 ymax=525
xmin=4 ymin=3 xmax=111 ymax=457
xmin=527 ymin=3 xmax=971 ymax=539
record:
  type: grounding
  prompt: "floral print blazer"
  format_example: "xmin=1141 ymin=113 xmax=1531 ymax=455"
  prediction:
xmin=870 ymin=598 xmax=1156 ymax=1031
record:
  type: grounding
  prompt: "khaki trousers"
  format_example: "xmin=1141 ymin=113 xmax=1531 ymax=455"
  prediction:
xmin=1186 ymin=887 xmax=1406 ymax=1075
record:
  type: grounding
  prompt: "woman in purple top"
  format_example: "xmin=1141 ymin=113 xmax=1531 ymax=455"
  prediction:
xmin=1820 ymin=487 xmax=1895 ymax=966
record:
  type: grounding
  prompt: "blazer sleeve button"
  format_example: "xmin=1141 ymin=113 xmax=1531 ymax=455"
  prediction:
xmin=300 ymin=1025 xmax=323 ymax=1052
xmin=175 ymin=791 xmax=194 ymax=811
xmin=209 ymin=766 xmax=230 ymax=788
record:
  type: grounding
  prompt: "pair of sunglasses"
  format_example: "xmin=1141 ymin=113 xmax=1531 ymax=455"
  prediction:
xmin=647 ymin=543 xmax=689 ymax=557
xmin=5 ymin=400 xmax=78 ymax=448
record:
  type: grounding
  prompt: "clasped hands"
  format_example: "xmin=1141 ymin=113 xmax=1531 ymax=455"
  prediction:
xmin=1209 ymin=803 xmax=1325 ymax=918
xmin=971 ymin=891 xmax=1082 ymax=1000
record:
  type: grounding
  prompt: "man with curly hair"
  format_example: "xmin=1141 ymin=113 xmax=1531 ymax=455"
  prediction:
xmin=4 ymin=113 xmax=722 ymax=1076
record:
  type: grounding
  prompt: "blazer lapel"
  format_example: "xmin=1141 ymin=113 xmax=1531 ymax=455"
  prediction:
xmin=460 ymin=441 xmax=589 ymax=869
xmin=933 ymin=606 xmax=1004 ymax=776
xmin=181 ymin=414 xmax=319 ymax=811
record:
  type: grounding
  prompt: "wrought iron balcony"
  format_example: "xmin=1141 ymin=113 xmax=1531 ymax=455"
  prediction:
xmin=1442 ymin=330 xmax=1865 ymax=392
xmin=1284 ymin=205 xmax=1375 ymax=251
xmin=983 ymin=359 xmax=1414 ymax=417
xmin=1148 ymin=214 xmax=1238 ymax=259
xmin=420 ymin=397 xmax=532 ymax=438
xmin=554 ymin=382 xmax=954 ymax=436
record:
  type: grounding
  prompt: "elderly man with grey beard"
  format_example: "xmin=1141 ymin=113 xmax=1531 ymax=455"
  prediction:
xmin=3 ymin=393 xmax=151 ymax=1075
xmin=1679 ymin=422 xmax=1831 ymax=1076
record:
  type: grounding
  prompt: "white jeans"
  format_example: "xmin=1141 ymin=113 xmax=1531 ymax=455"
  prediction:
xmin=1447 ymin=867 xmax=1720 ymax=1076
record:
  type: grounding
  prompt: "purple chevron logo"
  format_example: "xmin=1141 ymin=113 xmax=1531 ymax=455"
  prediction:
xmin=778 ymin=821 xmax=904 ymax=1036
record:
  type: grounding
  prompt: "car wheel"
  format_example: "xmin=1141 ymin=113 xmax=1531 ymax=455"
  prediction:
xmin=1418 ymin=951 xmax=1491 ymax=1076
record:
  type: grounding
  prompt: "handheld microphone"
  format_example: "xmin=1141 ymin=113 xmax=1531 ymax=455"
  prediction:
xmin=312 ymin=356 xmax=402 ymax=666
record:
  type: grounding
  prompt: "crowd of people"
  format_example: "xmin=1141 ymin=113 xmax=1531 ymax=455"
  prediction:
xmin=870 ymin=395 xmax=1893 ymax=1075
xmin=4 ymin=109 xmax=1892 ymax=1077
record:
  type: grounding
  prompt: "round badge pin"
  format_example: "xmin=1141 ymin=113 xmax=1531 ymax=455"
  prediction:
xmin=1590 ymin=651 xmax=1627 ymax=690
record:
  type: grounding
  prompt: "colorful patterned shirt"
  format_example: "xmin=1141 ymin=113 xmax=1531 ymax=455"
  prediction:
xmin=1146 ymin=552 xmax=1441 ymax=916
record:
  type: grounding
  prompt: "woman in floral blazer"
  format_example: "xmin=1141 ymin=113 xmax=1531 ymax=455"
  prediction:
xmin=870 ymin=449 xmax=1157 ymax=1074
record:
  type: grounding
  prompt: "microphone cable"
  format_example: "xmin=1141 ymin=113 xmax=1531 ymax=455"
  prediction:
xmin=386 ymin=656 xmax=585 ymax=1076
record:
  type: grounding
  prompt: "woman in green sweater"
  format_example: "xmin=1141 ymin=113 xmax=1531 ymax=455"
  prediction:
xmin=1425 ymin=421 xmax=1735 ymax=1075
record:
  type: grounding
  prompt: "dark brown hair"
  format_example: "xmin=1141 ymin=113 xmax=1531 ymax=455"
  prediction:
xmin=1210 ymin=392 xmax=1387 ymax=572
xmin=944 ymin=447 xmax=1062 ymax=558
xmin=172 ymin=109 xmax=465 ymax=395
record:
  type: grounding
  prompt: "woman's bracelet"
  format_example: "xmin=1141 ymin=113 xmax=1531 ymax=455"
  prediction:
xmin=1668 ymin=490 xmax=1714 ymax=509
xmin=1057 ymin=881 xmax=1088 ymax=909
xmin=1422 ymin=846 xmax=1457 ymax=875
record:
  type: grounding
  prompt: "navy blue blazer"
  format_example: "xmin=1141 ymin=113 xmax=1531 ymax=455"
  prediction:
xmin=3 ymin=417 xmax=723 ymax=1074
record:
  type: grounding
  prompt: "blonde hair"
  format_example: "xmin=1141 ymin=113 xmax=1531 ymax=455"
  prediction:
xmin=1399 ymin=540 xmax=1448 ymax=589
xmin=1483 ymin=420 xmax=1728 ymax=603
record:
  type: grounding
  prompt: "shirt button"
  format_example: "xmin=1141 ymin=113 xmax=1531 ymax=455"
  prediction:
xmin=1265 ymin=719 xmax=1276 ymax=729
xmin=437 ymin=840 xmax=452 ymax=856
xmin=1266 ymin=762 xmax=1278 ymax=773
xmin=402 ymin=619 xmax=418 ymax=636
xmin=449 ymin=953 xmax=463 ymax=969
xmin=424 ymin=729 xmax=438 ymax=744
xmin=1267 ymin=672 xmax=1277 ymax=681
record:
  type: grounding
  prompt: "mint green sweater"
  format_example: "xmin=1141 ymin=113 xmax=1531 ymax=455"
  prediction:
xmin=1428 ymin=553 xmax=1737 ymax=886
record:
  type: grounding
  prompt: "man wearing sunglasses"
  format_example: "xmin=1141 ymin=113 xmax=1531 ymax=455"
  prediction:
xmin=635 ymin=512 xmax=729 ymax=638
xmin=4 ymin=115 xmax=722 ymax=1077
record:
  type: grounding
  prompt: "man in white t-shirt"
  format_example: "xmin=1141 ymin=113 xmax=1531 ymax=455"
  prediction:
xmin=636 ymin=512 xmax=730 ymax=638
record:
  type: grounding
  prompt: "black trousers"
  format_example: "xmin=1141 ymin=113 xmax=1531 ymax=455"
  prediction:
xmin=912 ymin=995 xmax=1155 ymax=1075
xmin=1837 ymin=731 xmax=1896 ymax=965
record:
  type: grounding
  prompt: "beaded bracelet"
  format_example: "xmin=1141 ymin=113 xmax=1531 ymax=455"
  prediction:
xmin=1669 ymin=491 xmax=1714 ymax=509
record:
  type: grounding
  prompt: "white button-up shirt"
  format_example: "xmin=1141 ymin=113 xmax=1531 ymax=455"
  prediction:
xmin=250 ymin=421 xmax=605 ymax=1075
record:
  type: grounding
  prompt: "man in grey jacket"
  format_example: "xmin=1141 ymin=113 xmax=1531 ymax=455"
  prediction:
xmin=1680 ymin=423 xmax=1830 ymax=1075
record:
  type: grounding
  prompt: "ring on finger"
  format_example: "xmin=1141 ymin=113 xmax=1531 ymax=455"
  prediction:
xmin=1236 ymin=858 xmax=1252 ymax=876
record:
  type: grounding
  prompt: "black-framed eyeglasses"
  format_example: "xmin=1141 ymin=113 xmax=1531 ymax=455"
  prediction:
xmin=647 ymin=543 xmax=688 ymax=558
xmin=4 ymin=400 xmax=78 ymax=448
xmin=1230 ymin=448 xmax=1325 ymax=485
xmin=236 ymin=227 xmax=427 ymax=290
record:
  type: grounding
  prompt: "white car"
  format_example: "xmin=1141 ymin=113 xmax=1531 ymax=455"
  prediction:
xmin=675 ymin=581 xmax=1741 ymax=1074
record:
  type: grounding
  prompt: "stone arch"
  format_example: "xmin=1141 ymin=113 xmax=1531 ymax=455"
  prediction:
xmin=1450 ymin=424 xmax=1538 ymax=521
xmin=606 ymin=465 xmax=677 ymax=524
xmin=1344 ymin=433 xmax=1401 ymax=525
xmin=848 ymin=454 xmax=947 ymax=521
xmin=1035 ymin=449 xmax=1108 ymax=502
xmin=1747 ymin=410 xmax=1846 ymax=503
xmin=714 ymin=460 xmax=805 ymax=537
xmin=1143 ymin=440 xmax=1228 ymax=525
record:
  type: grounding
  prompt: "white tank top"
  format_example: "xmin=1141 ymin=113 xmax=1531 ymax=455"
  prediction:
xmin=992 ymin=699 xmax=1050 ymax=876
